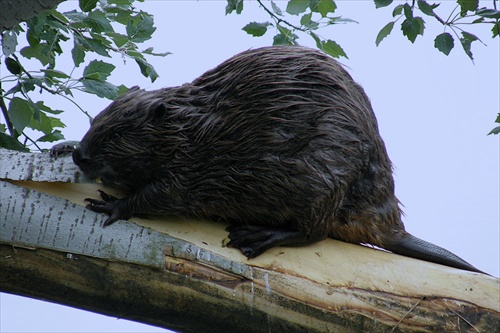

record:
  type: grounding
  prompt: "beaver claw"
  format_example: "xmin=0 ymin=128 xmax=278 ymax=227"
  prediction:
xmin=226 ymin=225 xmax=303 ymax=259
xmin=49 ymin=141 xmax=79 ymax=158
xmin=85 ymin=190 xmax=131 ymax=227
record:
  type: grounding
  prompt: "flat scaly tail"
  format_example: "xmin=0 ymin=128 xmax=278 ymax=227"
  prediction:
xmin=385 ymin=233 xmax=486 ymax=274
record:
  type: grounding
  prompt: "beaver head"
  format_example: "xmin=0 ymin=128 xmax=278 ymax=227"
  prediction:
xmin=72 ymin=87 xmax=179 ymax=193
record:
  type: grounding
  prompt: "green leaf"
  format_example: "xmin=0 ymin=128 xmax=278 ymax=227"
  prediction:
xmin=310 ymin=32 xmax=321 ymax=48
xmin=1 ymin=30 xmax=18 ymax=57
xmin=434 ymin=32 xmax=454 ymax=55
xmin=488 ymin=126 xmax=500 ymax=135
xmin=226 ymin=0 xmax=244 ymax=14
xmin=488 ymin=113 xmax=500 ymax=135
xmin=376 ymin=21 xmax=395 ymax=46
xmin=242 ymin=22 xmax=271 ymax=37
xmin=374 ymin=0 xmax=393 ymax=9
xmin=74 ymin=35 xmax=110 ymax=57
xmin=29 ymin=111 xmax=62 ymax=135
xmin=22 ymin=78 xmax=43 ymax=93
xmin=459 ymin=31 xmax=479 ymax=61
xmin=83 ymin=60 xmax=115 ymax=80
xmin=126 ymin=13 xmax=156 ymax=43
xmin=85 ymin=38 xmax=111 ymax=57
xmin=319 ymin=39 xmax=347 ymax=58
xmin=82 ymin=79 xmax=119 ymax=99
xmin=392 ymin=4 xmax=404 ymax=17
xmin=286 ymin=0 xmax=310 ymax=15
xmin=401 ymin=17 xmax=425 ymax=43
xmin=20 ymin=44 xmax=52 ymax=66
xmin=310 ymin=0 xmax=336 ymax=17
xmin=457 ymin=0 xmax=478 ymax=15
xmin=107 ymin=32 xmax=129 ymax=47
xmin=103 ymin=7 xmax=134 ymax=25
xmin=462 ymin=31 xmax=479 ymax=42
xmin=84 ymin=10 xmax=115 ymax=33
xmin=64 ymin=10 xmax=87 ymax=23
xmin=301 ymin=12 xmax=313 ymax=26
xmin=35 ymin=101 xmax=64 ymax=115
xmin=37 ymin=130 xmax=65 ymax=143
xmin=46 ymin=14 xmax=69 ymax=32
xmin=49 ymin=9 xmax=70 ymax=24
xmin=273 ymin=25 xmax=299 ymax=45
xmin=459 ymin=36 xmax=474 ymax=61
xmin=271 ymin=1 xmax=283 ymax=16
xmin=142 ymin=47 xmax=171 ymax=57
xmin=41 ymin=69 xmax=70 ymax=79
xmin=30 ymin=100 xmax=41 ymax=124
xmin=80 ymin=0 xmax=98 ymax=12
xmin=5 ymin=57 xmax=22 ymax=75
xmin=5 ymin=78 xmax=42 ymax=96
xmin=493 ymin=21 xmax=500 ymax=38
xmin=107 ymin=0 xmax=134 ymax=8
xmin=117 ymin=84 xmax=129 ymax=96
xmin=0 ymin=133 xmax=29 ymax=151
xmin=328 ymin=16 xmax=358 ymax=24
xmin=8 ymin=97 xmax=34 ymax=134
xmin=417 ymin=0 xmax=439 ymax=16
xmin=403 ymin=3 xmax=413 ymax=19
xmin=135 ymin=57 xmax=159 ymax=82
xmin=71 ymin=40 xmax=86 ymax=67
xmin=90 ymin=33 xmax=113 ymax=49
xmin=475 ymin=7 xmax=500 ymax=19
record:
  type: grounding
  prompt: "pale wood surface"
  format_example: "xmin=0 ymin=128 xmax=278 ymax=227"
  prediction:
xmin=1 ymin=148 xmax=499 ymax=332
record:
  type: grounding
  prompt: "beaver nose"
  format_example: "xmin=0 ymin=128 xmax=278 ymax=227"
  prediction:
xmin=72 ymin=147 xmax=91 ymax=168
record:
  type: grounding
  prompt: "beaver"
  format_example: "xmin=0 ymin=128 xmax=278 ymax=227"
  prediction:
xmin=64 ymin=45 xmax=482 ymax=273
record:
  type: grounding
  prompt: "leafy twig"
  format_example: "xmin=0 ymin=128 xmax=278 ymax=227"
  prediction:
xmin=256 ymin=0 xmax=307 ymax=32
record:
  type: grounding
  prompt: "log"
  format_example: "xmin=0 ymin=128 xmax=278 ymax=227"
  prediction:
xmin=1 ymin=148 xmax=499 ymax=332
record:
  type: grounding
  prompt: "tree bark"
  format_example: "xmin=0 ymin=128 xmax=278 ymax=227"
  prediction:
xmin=0 ymin=0 xmax=65 ymax=33
xmin=1 ymin=148 xmax=499 ymax=333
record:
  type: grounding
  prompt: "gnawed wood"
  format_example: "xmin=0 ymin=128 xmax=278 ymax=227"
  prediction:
xmin=1 ymin=148 xmax=499 ymax=332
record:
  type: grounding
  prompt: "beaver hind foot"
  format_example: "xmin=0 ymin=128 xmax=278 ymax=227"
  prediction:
xmin=226 ymin=225 xmax=321 ymax=259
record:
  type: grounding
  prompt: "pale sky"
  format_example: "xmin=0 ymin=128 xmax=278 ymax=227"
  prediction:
xmin=1 ymin=1 xmax=499 ymax=332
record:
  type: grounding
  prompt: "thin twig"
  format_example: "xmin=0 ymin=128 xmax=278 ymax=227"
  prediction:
xmin=0 ymin=80 xmax=15 ymax=136
xmin=23 ymin=133 xmax=43 ymax=152
xmin=256 ymin=0 xmax=306 ymax=32
xmin=431 ymin=299 xmax=481 ymax=333
xmin=390 ymin=296 xmax=426 ymax=332
xmin=448 ymin=308 xmax=481 ymax=333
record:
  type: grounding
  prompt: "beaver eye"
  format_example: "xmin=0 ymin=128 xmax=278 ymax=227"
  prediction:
xmin=111 ymin=133 xmax=121 ymax=141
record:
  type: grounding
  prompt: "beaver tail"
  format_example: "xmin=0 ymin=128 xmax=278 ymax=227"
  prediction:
xmin=385 ymin=233 xmax=486 ymax=274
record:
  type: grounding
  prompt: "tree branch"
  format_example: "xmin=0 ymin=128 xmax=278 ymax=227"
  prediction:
xmin=257 ymin=0 xmax=307 ymax=32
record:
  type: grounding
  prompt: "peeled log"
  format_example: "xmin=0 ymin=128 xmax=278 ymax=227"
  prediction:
xmin=0 ymin=148 xmax=499 ymax=332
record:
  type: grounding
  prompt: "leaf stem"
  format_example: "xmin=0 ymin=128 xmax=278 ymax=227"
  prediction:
xmin=445 ymin=5 xmax=459 ymax=24
xmin=0 ymin=80 xmax=15 ymax=136
xmin=22 ymin=132 xmax=43 ymax=152
xmin=12 ymin=55 xmax=60 ymax=95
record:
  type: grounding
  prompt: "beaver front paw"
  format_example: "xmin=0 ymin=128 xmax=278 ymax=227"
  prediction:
xmin=49 ymin=141 xmax=80 ymax=158
xmin=85 ymin=190 xmax=131 ymax=227
xmin=226 ymin=225 xmax=304 ymax=259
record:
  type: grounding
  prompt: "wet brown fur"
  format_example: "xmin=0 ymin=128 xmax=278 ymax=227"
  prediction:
xmin=72 ymin=46 xmax=481 ymax=272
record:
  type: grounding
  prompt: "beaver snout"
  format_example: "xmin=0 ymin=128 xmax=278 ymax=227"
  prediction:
xmin=72 ymin=147 xmax=91 ymax=169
